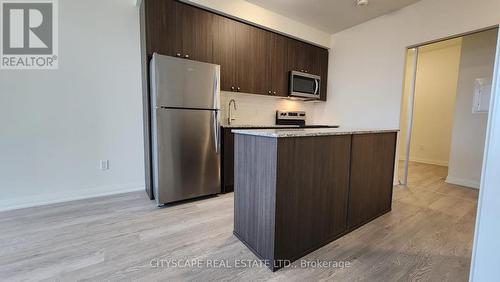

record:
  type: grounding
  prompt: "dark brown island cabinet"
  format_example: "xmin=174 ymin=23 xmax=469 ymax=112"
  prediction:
xmin=233 ymin=131 xmax=398 ymax=271
xmin=221 ymin=126 xmax=313 ymax=193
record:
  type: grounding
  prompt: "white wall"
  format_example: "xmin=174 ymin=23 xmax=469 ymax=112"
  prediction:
xmin=402 ymin=39 xmax=462 ymax=166
xmin=470 ymin=28 xmax=500 ymax=282
xmin=314 ymin=0 xmax=500 ymax=128
xmin=0 ymin=0 xmax=144 ymax=211
xmin=447 ymin=29 xmax=498 ymax=189
xmin=220 ymin=92 xmax=317 ymax=126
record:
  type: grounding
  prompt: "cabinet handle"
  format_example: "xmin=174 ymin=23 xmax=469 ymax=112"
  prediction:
xmin=268 ymin=90 xmax=272 ymax=94
xmin=300 ymin=69 xmax=304 ymax=72
xmin=176 ymin=53 xmax=181 ymax=57
xmin=184 ymin=54 xmax=189 ymax=58
xmin=231 ymin=86 xmax=235 ymax=91
xmin=237 ymin=87 xmax=241 ymax=92
xmin=273 ymin=91 xmax=277 ymax=95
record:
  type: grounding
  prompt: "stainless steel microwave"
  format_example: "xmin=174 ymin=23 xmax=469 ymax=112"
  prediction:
xmin=289 ymin=71 xmax=321 ymax=100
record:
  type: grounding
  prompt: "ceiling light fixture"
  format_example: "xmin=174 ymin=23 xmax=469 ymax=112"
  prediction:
xmin=355 ymin=0 xmax=369 ymax=7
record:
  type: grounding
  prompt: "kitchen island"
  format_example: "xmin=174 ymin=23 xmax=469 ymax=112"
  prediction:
xmin=232 ymin=128 xmax=398 ymax=271
xmin=220 ymin=124 xmax=340 ymax=193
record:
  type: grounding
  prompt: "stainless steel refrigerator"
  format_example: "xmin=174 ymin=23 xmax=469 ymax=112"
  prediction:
xmin=150 ymin=53 xmax=221 ymax=206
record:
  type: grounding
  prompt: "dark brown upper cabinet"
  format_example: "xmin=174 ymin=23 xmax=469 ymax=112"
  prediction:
xmin=269 ymin=33 xmax=289 ymax=97
xmin=287 ymin=38 xmax=328 ymax=76
xmin=142 ymin=0 xmax=329 ymax=101
xmin=287 ymin=38 xmax=311 ymax=74
xmin=178 ymin=4 xmax=218 ymax=63
xmin=287 ymin=39 xmax=329 ymax=101
xmin=241 ymin=26 xmax=271 ymax=96
xmin=317 ymin=47 xmax=329 ymax=101
xmin=145 ymin=0 xmax=217 ymax=62
xmin=213 ymin=16 xmax=237 ymax=92
xmin=144 ymin=0 xmax=178 ymax=57
xmin=234 ymin=22 xmax=260 ymax=94
xmin=215 ymin=22 xmax=289 ymax=97
xmin=215 ymin=19 xmax=275 ymax=95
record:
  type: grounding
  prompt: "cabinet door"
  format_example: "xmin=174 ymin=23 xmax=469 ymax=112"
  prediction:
xmin=253 ymin=29 xmax=274 ymax=96
xmin=271 ymin=34 xmax=288 ymax=97
xmin=308 ymin=45 xmax=323 ymax=76
xmin=214 ymin=16 xmax=237 ymax=92
xmin=275 ymin=135 xmax=351 ymax=261
xmin=348 ymin=133 xmax=397 ymax=230
xmin=287 ymin=38 xmax=308 ymax=73
xmin=145 ymin=0 xmax=180 ymax=57
xmin=234 ymin=23 xmax=267 ymax=95
xmin=318 ymin=48 xmax=329 ymax=101
xmin=221 ymin=128 xmax=235 ymax=193
xmin=234 ymin=23 xmax=254 ymax=94
xmin=233 ymin=26 xmax=282 ymax=96
xmin=287 ymin=39 xmax=327 ymax=75
xmin=179 ymin=3 xmax=217 ymax=63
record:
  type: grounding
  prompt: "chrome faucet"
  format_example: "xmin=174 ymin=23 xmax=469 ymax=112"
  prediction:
xmin=228 ymin=99 xmax=237 ymax=125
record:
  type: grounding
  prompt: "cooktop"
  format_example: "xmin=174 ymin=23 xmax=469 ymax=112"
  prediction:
xmin=276 ymin=111 xmax=339 ymax=128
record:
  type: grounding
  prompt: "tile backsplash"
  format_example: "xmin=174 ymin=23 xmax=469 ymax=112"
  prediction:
xmin=220 ymin=91 xmax=317 ymax=126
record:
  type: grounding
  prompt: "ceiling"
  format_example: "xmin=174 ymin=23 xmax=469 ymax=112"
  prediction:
xmin=246 ymin=0 xmax=422 ymax=34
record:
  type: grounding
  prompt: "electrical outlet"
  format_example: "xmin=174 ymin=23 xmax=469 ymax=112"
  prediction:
xmin=100 ymin=160 xmax=109 ymax=171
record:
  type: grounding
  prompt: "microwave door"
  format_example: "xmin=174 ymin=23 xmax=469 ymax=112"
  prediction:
xmin=290 ymin=71 xmax=321 ymax=99
xmin=294 ymin=76 xmax=316 ymax=94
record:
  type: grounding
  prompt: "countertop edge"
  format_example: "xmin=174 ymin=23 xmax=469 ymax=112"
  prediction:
xmin=231 ymin=128 xmax=399 ymax=138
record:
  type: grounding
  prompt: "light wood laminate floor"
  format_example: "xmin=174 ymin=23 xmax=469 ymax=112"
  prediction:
xmin=0 ymin=162 xmax=478 ymax=281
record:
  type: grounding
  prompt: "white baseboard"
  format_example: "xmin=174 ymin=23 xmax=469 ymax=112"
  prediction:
xmin=0 ymin=183 xmax=145 ymax=212
xmin=399 ymin=157 xmax=448 ymax=166
xmin=445 ymin=176 xmax=480 ymax=189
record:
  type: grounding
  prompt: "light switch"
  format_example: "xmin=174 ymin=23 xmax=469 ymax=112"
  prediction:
xmin=473 ymin=78 xmax=492 ymax=114
xmin=100 ymin=160 xmax=109 ymax=171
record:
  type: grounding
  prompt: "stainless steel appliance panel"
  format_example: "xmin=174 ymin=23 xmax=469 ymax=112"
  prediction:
xmin=290 ymin=71 xmax=321 ymax=100
xmin=151 ymin=53 xmax=220 ymax=110
xmin=153 ymin=108 xmax=220 ymax=205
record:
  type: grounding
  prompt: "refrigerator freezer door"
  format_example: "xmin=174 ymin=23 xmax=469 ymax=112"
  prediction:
xmin=152 ymin=108 xmax=221 ymax=205
xmin=151 ymin=53 xmax=220 ymax=110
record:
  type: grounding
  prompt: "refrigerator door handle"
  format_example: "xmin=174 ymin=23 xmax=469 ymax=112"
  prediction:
xmin=213 ymin=111 xmax=220 ymax=154
xmin=213 ymin=69 xmax=220 ymax=110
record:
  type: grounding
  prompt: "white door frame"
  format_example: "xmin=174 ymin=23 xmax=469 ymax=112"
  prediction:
xmin=469 ymin=25 xmax=500 ymax=281
xmin=400 ymin=48 xmax=419 ymax=186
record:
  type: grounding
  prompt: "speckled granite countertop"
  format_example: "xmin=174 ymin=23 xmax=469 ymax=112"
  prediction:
xmin=221 ymin=124 xmax=301 ymax=128
xmin=231 ymin=128 xmax=399 ymax=138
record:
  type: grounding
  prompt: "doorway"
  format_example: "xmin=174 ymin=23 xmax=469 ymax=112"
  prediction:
xmin=398 ymin=28 xmax=499 ymax=187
